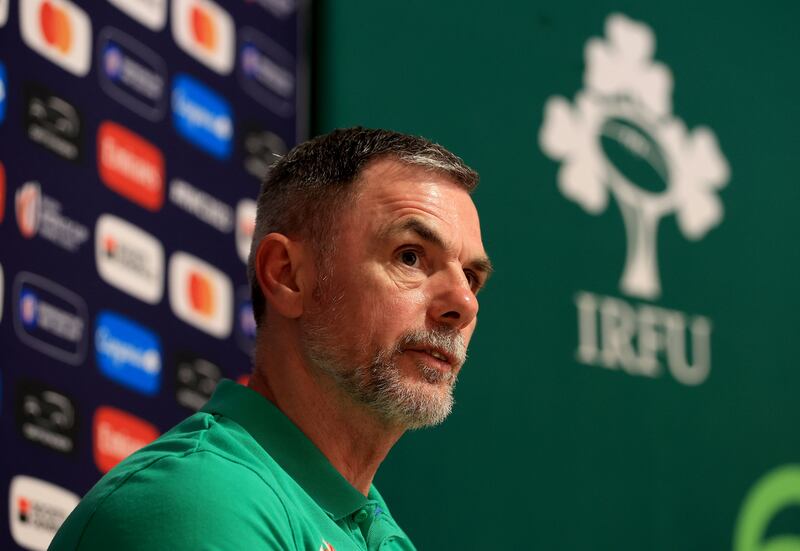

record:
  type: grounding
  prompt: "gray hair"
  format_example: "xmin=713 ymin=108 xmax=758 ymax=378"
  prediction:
xmin=247 ymin=126 xmax=479 ymax=326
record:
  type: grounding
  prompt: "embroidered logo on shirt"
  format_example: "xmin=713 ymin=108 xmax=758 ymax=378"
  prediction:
xmin=319 ymin=541 xmax=336 ymax=551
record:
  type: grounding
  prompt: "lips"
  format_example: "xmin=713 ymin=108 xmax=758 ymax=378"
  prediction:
xmin=397 ymin=328 xmax=466 ymax=374
xmin=406 ymin=348 xmax=456 ymax=368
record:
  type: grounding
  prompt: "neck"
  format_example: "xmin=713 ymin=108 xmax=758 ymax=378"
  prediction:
xmin=248 ymin=325 xmax=404 ymax=495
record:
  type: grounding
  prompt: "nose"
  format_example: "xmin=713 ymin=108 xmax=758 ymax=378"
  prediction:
xmin=428 ymin=266 xmax=479 ymax=330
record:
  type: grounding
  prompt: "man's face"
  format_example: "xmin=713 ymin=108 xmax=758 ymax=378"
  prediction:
xmin=300 ymin=159 xmax=490 ymax=429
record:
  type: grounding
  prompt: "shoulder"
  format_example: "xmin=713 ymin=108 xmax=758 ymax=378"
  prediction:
xmin=51 ymin=449 xmax=298 ymax=550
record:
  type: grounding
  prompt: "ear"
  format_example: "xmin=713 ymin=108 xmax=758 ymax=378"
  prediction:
xmin=254 ymin=233 xmax=307 ymax=319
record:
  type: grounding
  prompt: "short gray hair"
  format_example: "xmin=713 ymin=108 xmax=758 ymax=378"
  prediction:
xmin=247 ymin=127 xmax=479 ymax=326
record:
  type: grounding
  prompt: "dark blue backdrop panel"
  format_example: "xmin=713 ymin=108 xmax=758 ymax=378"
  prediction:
xmin=0 ymin=1 xmax=308 ymax=548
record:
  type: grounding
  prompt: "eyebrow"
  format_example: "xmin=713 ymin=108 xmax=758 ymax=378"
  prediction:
xmin=382 ymin=217 xmax=494 ymax=280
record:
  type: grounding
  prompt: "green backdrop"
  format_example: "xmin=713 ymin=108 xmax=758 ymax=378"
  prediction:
xmin=314 ymin=2 xmax=800 ymax=549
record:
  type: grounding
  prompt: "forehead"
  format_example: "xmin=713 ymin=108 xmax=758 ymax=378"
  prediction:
xmin=348 ymin=158 xmax=484 ymax=249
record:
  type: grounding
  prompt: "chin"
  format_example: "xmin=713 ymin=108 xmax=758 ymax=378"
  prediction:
xmin=380 ymin=371 xmax=457 ymax=429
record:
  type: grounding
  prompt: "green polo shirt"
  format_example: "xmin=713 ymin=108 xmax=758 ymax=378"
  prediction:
xmin=50 ymin=380 xmax=416 ymax=550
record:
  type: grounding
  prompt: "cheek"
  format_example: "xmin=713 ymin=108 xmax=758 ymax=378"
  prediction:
xmin=381 ymin=290 xmax=428 ymax=337
xmin=342 ymin=265 xmax=429 ymax=347
xmin=362 ymin=286 xmax=428 ymax=345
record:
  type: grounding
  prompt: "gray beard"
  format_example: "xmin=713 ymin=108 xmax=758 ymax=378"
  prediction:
xmin=302 ymin=320 xmax=466 ymax=430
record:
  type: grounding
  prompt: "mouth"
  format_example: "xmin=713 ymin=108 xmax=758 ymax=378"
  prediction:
xmin=405 ymin=347 xmax=456 ymax=370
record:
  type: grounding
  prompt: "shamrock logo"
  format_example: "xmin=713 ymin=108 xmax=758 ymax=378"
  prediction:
xmin=539 ymin=13 xmax=730 ymax=299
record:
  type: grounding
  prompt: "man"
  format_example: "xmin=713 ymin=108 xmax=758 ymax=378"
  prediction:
xmin=50 ymin=127 xmax=491 ymax=550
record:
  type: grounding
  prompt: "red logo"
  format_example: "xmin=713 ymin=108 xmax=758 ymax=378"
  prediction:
xmin=15 ymin=181 xmax=41 ymax=238
xmin=189 ymin=270 xmax=214 ymax=316
xmin=39 ymin=0 xmax=72 ymax=53
xmin=17 ymin=498 xmax=30 ymax=522
xmin=103 ymin=235 xmax=117 ymax=255
xmin=319 ymin=541 xmax=336 ymax=551
xmin=20 ymin=0 xmax=92 ymax=76
xmin=191 ymin=5 xmax=215 ymax=51
xmin=93 ymin=406 xmax=159 ymax=473
xmin=97 ymin=121 xmax=164 ymax=211
xmin=168 ymin=251 xmax=232 ymax=338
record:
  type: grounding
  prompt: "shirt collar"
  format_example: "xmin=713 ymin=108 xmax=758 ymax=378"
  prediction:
xmin=201 ymin=380 xmax=371 ymax=520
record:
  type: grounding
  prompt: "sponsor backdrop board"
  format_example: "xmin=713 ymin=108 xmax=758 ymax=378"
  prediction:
xmin=315 ymin=2 xmax=800 ymax=550
xmin=0 ymin=0 xmax=307 ymax=548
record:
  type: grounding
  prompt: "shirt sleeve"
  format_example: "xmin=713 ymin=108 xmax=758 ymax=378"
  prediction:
xmin=51 ymin=450 xmax=297 ymax=551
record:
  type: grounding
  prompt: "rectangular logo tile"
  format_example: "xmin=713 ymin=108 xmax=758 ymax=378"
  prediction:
xmin=19 ymin=0 xmax=92 ymax=76
xmin=97 ymin=27 xmax=167 ymax=121
xmin=95 ymin=214 xmax=164 ymax=304
xmin=93 ymin=406 xmax=159 ymax=473
xmin=95 ymin=310 xmax=162 ymax=396
xmin=15 ymin=380 xmax=78 ymax=455
xmin=168 ymin=251 xmax=232 ymax=339
xmin=171 ymin=0 xmax=234 ymax=75
xmin=9 ymin=475 xmax=79 ymax=551
xmin=171 ymin=73 xmax=233 ymax=159
xmin=239 ymin=27 xmax=295 ymax=117
xmin=12 ymin=271 xmax=88 ymax=365
xmin=97 ymin=120 xmax=165 ymax=210
xmin=24 ymin=82 xmax=83 ymax=161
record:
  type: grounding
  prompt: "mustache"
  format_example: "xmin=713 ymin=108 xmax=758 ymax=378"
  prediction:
xmin=395 ymin=327 xmax=467 ymax=367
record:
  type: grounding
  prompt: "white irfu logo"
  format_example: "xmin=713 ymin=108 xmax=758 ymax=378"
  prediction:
xmin=539 ymin=13 xmax=730 ymax=299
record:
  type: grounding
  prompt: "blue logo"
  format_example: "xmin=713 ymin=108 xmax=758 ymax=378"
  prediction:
xmin=0 ymin=61 xmax=7 ymax=125
xmin=95 ymin=310 xmax=162 ymax=396
xmin=19 ymin=290 xmax=39 ymax=328
xmin=172 ymin=73 xmax=233 ymax=159
xmin=103 ymin=45 xmax=124 ymax=80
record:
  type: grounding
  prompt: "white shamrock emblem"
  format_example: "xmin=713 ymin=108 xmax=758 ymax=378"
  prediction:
xmin=539 ymin=13 xmax=730 ymax=299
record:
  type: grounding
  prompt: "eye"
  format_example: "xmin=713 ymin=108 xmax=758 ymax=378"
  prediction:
xmin=464 ymin=270 xmax=482 ymax=291
xmin=400 ymin=250 xmax=419 ymax=267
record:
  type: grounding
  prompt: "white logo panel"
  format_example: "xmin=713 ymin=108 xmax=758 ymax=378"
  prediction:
xmin=0 ymin=0 xmax=8 ymax=27
xmin=171 ymin=0 xmax=234 ymax=75
xmin=20 ymin=0 xmax=92 ymax=77
xmin=168 ymin=251 xmax=232 ymax=338
xmin=108 ymin=0 xmax=166 ymax=31
xmin=95 ymin=214 xmax=164 ymax=304
xmin=9 ymin=475 xmax=79 ymax=551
